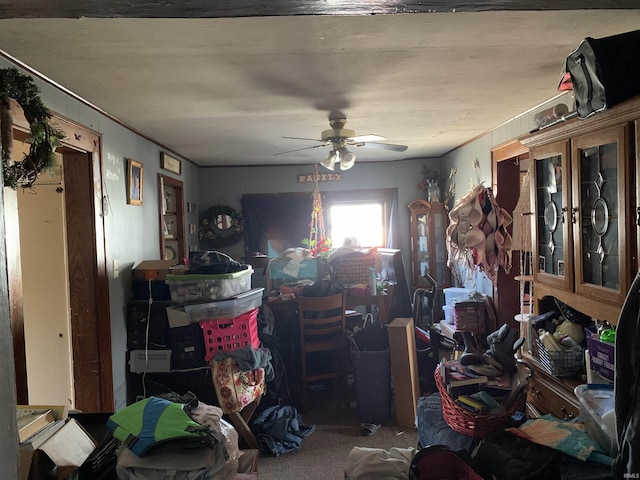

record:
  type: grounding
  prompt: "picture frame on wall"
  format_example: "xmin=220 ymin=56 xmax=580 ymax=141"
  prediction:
xmin=160 ymin=152 xmax=182 ymax=175
xmin=127 ymin=158 xmax=143 ymax=205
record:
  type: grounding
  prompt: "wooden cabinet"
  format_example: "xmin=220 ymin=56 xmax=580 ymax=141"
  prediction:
xmin=524 ymin=106 xmax=636 ymax=309
xmin=407 ymin=200 xmax=450 ymax=290
xmin=158 ymin=174 xmax=185 ymax=263
xmin=517 ymin=96 xmax=640 ymax=419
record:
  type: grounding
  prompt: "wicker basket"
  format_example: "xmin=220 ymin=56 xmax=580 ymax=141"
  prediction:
xmin=330 ymin=254 xmax=375 ymax=285
xmin=434 ymin=364 xmax=529 ymax=438
xmin=535 ymin=337 xmax=584 ymax=377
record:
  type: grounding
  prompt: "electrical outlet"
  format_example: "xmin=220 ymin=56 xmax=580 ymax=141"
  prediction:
xmin=113 ymin=260 xmax=120 ymax=278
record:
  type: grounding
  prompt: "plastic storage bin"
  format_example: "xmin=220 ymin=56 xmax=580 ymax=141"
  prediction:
xmin=200 ymin=308 xmax=260 ymax=360
xmin=166 ymin=288 xmax=264 ymax=327
xmin=166 ymin=267 xmax=253 ymax=304
xmin=574 ymin=384 xmax=617 ymax=457
xmin=444 ymin=287 xmax=473 ymax=305
xmin=442 ymin=305 xmax=454 ymax=324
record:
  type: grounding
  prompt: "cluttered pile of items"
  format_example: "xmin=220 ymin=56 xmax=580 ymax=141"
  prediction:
xmin=435 ymin=324 xmax=530 ymax=438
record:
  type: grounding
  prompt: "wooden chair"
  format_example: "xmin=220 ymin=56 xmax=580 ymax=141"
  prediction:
xmin=297 ymin=292 xmax=348 ymax=407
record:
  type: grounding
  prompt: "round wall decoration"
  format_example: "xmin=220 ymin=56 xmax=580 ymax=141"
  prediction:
xmin=199 ymin=205 xmax=244 ymax=249
xmin=0 ymin=68 xmax=65 ymax=189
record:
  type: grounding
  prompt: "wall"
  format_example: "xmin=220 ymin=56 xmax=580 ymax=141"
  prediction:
xmin=197 ymin=159 xmax=440 ymax=276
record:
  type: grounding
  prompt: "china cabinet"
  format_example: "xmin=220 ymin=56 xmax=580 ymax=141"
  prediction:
xmin=407 ymin=200 xmax=450 ymax=290
xmin=516 ymin=95 xmax=640 ymax=420
xmin=158 ymin=174 xmax=185 ymax=263
xmin=527 ymin=120 xmax=633 ymax=308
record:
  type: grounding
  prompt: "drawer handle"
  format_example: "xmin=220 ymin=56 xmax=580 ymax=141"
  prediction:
xmin=531 ymin=387 xmax=541 ymax=398
xmin=561 ymin=406 xmax=575 ymax=421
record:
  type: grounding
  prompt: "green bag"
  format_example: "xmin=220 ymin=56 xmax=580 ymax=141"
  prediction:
xmin=107 ymin=396 xmax=224 ymax=457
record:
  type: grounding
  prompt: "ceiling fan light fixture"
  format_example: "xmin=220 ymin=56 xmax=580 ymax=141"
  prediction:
xmin=320 ymin=150 xmax=337 ymax=171
xmin=338 ymin=147 xmax=355 ymax=170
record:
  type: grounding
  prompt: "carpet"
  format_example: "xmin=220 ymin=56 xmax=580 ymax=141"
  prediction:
xmin=257 ymin=391 xmax=419 ymax=480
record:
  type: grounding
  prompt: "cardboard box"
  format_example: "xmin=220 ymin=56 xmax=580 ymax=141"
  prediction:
xmin=18 ymin=405 xmax=69 ymax=480
xmin=22 ymin=418 xmax=97 ymax=480
xmin=387 ymin=317 xmax=420 ymax=429
xmin=586 ymin=333 xmax=615 ymax=382
xmin=133 ymin=260 xmax=182 ymax=281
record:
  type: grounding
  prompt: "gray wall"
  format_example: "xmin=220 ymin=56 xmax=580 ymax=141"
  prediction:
xmin=197 ymin=159 xmax=440 ymax=262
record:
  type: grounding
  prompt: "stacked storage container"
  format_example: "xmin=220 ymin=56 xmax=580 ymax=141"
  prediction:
xmin=164 ymin=266 xmax=262 ymax=366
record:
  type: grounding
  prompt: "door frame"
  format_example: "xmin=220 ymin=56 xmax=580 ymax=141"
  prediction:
xmin=8 ymin=100 xmax=113 ymax=411
xmin=491 ymin=139 xmax=529 ymax=328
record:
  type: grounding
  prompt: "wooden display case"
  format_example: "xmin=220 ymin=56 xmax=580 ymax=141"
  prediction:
xmin=407 ymin=199 xmax=450 ymax=290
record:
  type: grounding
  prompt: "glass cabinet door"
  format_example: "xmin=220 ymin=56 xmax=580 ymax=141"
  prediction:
xmin=532 ymin=141 xmax=573 ymax=291
xmin=408 ymin=199 xmax=450 ymax=289
xmin=572 ymin=126 xmax=630 ymax=305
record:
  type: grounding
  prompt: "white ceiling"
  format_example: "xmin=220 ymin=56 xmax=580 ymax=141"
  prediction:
xmin=1 ymin=11 xmax=639 ymax=168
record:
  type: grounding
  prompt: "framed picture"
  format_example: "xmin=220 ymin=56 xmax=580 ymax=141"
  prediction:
xmin=558 ymin=260 xmax=565 ymax=276
xmin=160 ymin=152 xmax=182 ymax=175
xmin=127 ymin=158 xmax=143 ymax=205
xmin=538 ymin=256 xmax=546 ymax=272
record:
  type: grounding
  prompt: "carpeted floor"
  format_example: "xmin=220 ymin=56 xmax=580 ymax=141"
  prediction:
xmin=257 ymin=387 xmax=419 ymax=480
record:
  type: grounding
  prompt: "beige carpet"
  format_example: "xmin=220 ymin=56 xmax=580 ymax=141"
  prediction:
xmin=256 ymin=389 xmax=419 ymax=480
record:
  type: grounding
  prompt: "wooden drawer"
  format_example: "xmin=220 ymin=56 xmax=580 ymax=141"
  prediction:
xmin=523 ymin=353 xmax=582 ymax=421
xmin=527 ymin=375 xmax=579 ymax=420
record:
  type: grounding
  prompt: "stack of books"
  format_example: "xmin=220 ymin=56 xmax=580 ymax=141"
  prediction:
xmin=439 ymin=359 xmax=523 ymax=414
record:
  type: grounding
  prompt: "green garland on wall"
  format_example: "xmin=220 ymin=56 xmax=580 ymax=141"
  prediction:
xmin=0 ymin=68 xmax=65 ymax=189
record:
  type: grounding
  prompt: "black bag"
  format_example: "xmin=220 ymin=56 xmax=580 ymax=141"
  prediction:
xmin=565 ymin=29 xmax=640 ymax=119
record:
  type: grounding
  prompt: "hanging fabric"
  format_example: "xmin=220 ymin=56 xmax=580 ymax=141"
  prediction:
xmin=446 ymin=184 xmax=513 ymax=281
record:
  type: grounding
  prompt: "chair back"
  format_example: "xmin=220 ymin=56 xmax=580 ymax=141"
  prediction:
xmin=298 ymin=292 xmax=347 ymax=345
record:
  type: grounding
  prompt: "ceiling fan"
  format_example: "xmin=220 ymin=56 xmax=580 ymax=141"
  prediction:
xmin=274 ymin=116 xmax=408 ymax=171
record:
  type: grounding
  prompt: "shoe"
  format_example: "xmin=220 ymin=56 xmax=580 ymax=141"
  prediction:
xmin=459 ymin=331 xmax=485 ymax=366
xmin=361 ymin=423 xmax=380 ymax=436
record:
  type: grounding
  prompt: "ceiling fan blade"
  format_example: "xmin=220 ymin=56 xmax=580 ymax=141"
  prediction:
xmin=282 ymin=136 xmax=325 ymax=142
xmin=347 ymin=134 xmax=386 ymax=142
xmin=357 ymin=142 xmax=408 ymax=152
xmin=273 ymin=144 xmax=329 ymax=156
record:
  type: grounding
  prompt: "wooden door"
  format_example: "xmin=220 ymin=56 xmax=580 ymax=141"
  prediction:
xmin=7 ymin=103 xmax=113 ymax=412
xmin=64 ymin=152 xmax=113 ymax=412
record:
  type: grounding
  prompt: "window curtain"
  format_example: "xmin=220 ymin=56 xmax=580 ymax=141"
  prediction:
xmin=242 ymin=193 xmax=313 ymax=257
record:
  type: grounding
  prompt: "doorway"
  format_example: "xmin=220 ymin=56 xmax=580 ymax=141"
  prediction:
xmin=7 ymin=107 xmax=113 ymax=412
xmin=492 ymin=139 xmax=530 ymax=329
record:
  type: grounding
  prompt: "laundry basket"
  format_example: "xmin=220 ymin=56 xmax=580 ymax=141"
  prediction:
xmin=330 ymin=254 xmax=375 ymax=285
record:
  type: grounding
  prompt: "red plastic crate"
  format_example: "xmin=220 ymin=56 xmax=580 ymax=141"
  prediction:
xmin=200 ymin=308 xmax=260 ymax=360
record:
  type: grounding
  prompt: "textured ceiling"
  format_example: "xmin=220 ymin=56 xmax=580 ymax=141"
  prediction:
xmin=1 ymin=10 xmax=639 ymax=167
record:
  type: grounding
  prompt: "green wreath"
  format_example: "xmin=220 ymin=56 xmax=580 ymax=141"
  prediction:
xmin=199 ymin=205 xmax=244 ymax=249
xmin=0 ymin=68 xmax=65 ymax=189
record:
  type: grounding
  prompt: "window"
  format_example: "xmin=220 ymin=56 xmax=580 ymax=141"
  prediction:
xmin=328 ymin=203 xmax=384 ymax=248
xmin=324 ymin=188 xmax=397 ymax=250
